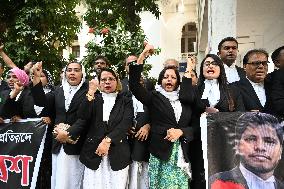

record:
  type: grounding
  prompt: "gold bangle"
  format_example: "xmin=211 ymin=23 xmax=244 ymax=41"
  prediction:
xmin=184 ymin=70 xmax=191 ymax=73
xmin=66 ymin=135 xmax=80 ymax=144
xmin=86 ymin=93 xmax=94 ymax=101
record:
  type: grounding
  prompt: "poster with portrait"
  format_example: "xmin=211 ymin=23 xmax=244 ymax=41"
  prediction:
xmin=0 ymin=119 xmax=47 ymax=189
xmin=201 ymin=112 xmax=284 ymax=189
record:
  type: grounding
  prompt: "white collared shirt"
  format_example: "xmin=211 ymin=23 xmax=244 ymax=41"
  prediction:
xmin=102 ymin=92 xmax=117 ymax=122
xmin=224 ymin=63 xmax=240 ymax=83
xmin=132 ymin=96 xmax=144 ymax=118
xmin=247 ymin=78 xmax=266 ymax=107
xmin=240 ymin=163 xmax=276 ymax=189
xmin=201 ymin=79 xmax=220 ymax=107
xmin=65 ymin=85 xmax=78 ymax=111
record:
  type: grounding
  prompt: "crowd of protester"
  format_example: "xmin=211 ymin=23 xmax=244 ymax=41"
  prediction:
xmin=0 ymin=37 xmax=284 ymax=189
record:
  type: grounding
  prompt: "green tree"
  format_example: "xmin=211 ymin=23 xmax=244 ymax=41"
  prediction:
xmin=0 ymin=0 xmax=81 ymax=82
xmin=82 ymin=0 xmax=161 ymax=79
xmin=83 ymin=0 xmax=160 ymax=33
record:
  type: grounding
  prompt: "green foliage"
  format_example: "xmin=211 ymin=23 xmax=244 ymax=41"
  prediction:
xmin=83 ymin=0 xmax=160 ymax=33
xmin=82 ymin=0 xmax=161 ymax=79
xmin=0 ymin=0 xmax=161 ymax=82
xmin=0 ymin=0 xmax=81 ymax=82
xmin=81 ymin=19 xmax=161 ymax=79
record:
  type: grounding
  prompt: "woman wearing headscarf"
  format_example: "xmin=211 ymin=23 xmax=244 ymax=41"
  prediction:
xmin=55 ymin=68 xmax=133 ymax=189
xmin=1 ymin=67 xmax=37 ymax=120
xmin=129 ymin=44 xmax=195 ymax=189
xmin=30 ymin=62 xmax=88 ymax=189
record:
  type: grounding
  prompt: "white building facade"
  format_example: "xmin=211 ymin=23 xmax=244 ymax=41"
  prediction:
xmin=64 ymin=0 xmax=284 ymax=77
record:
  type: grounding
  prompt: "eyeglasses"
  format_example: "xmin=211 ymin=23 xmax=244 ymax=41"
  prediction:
xmin=203 ymin=61 xmax=219 ymax=67
xmin=246 ymin=61 xmax=269 ymax=68
xmin=94 ymin=61 xmax=106 ymax=65
xmin=100 ymin=77 xmax=116 ymax=83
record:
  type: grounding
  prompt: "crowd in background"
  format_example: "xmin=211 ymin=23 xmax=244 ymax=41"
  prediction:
xmin=0 ymin=37 xmax=284 ymax=189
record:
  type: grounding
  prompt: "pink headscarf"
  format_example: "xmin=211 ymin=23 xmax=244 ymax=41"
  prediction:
xmin=10 ymin=67 xmax=30 ymax=86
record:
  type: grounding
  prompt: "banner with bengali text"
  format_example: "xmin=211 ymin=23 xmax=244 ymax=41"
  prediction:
xmin=0 ymin=119 xmax=47 ymax=189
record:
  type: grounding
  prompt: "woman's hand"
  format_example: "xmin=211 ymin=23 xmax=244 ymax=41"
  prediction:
xmin=31 ymin=62 xmax=43 ymax=86
xmin=42 ymin=117 xmax=52 ymax=125
xmin=10 ymin=115 xmax=21 ymax=122
xmin=88 ymin=79 xmax=99 ymax=95
xmin=205 ymin=107 xmax=219 ymax=113
xmin=95 ymin=138 xmax=111 ymax=156
xmin=184 ymin=56 xmax=196 ymax=78
xmin=135 ymin=123 xmax=150 ymax=141
xmin=164 ymin=128 xmax=183 ymax=142
xmin=54 ymin=127 xmax=69 ymax=143
xmin=137 ymin=43 xmax=155 ymax=64
xmin=0 ymin=117 xmax=4 ymax=124
xmin=10 ymin=82 xmax=24 ymax=99
xmin=24 ymin=62 xmax=33 ymax=74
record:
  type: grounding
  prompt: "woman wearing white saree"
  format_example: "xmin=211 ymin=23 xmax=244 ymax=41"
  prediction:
xmin=31 ymin=62 xmax=87 ymax=189
xmin=56 ymin=68 xmax=133 ymax=189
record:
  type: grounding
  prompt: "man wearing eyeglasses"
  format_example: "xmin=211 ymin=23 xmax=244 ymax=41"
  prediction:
xmin=90 ymin=55 xmax=110 ymax=80
xmin=233 ymin=49 xmax=271 ymax=112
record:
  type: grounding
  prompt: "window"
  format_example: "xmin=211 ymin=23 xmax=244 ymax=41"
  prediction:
xmin=72 ymin=46 xmax=80 ymax=58
xmin=181 ymin=23 xmax=197 ymax=53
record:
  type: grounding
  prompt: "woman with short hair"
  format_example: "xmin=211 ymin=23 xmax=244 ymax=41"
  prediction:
xmin=129 ymin=44 xmax=194 ymax=189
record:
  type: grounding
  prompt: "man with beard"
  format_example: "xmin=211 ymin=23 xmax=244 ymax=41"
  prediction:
xmin=217 ymin=37 xmax=246 ymax=83
xmin=210 ymin=112 xmax=284 ymax=189
xmin=90 ymin=55 xmax=110 ymax=80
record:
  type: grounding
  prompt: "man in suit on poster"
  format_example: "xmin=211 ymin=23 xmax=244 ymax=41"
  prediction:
xmin=209 ymin=112 xmax=284 ymax=189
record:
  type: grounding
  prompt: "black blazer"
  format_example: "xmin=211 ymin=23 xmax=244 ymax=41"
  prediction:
xmin=30 ymin=82 xmax=88 ymax=155
xmin=0 ymin=80 xmax=9 ymax=91
xmin=269 ymin=69 xmax=284 ymax=120
xmin=209 ymin=166 xmax=284 ymax=189
xmin=129 ymin=64 xmax=194 ymax=162
xmin=195 ymin=83 xmax=245 ymax=112
xmin=67 ymin=93 xmax=133 ymax=171
xmin=0 ymin=89 xmax=9 ymax=117
xmin=121 ymin=77 xmax=154 ymax=97
xmin=236 ymin=66 xmax=246 ymax=80
xmin=128 ymin=108 xmax=150 ymax=162
xmin=232 ymin=78 xmax=270 ymax=112
xmin=1 ymin=87 xmax=39 ymax=119
xmin=121 ymin=76 xmax=151 ymax=162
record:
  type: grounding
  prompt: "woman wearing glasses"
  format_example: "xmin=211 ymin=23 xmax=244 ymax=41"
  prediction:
xmin=55 ymin=68 xmax=133 ymax=189
xmin=188 ymin=54 xmax=245 ymax=189
xmin=195 ymin=54 xmax=245 ymax=113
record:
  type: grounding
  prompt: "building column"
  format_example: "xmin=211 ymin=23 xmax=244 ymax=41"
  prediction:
xmin=207 ymin=0 xmax=237 ymax=54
